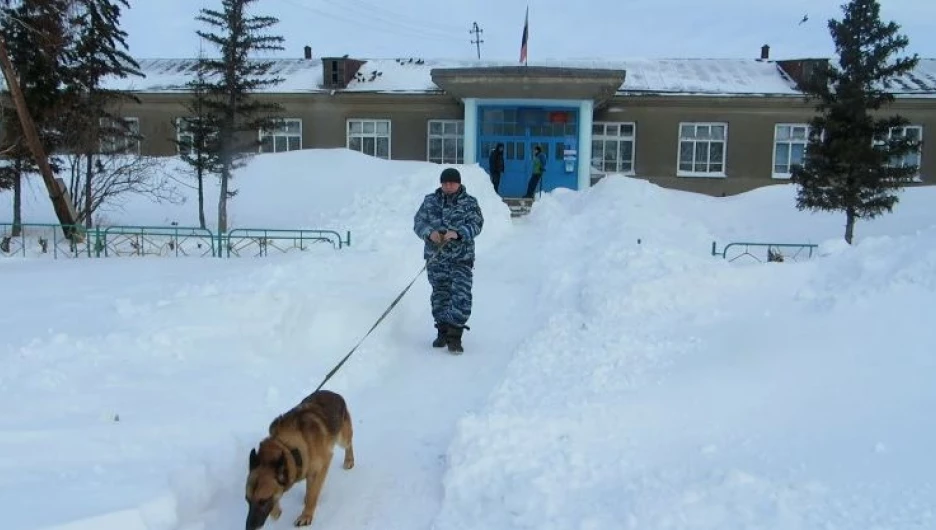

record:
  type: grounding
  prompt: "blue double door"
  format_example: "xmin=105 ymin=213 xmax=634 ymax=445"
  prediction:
xmin=478 ymin=106 xmax=579 ymax=198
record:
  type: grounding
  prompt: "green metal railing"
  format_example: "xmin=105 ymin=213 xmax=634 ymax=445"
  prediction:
xmin=224 ymin=228 xmax=351 ymax=257
xmin=101 ymin=225 xmax=217 ymax=258
xmin=0 ymin=223 xmax=95 ymax=258
xmin=1 ymin=222 xmax=350 ymax=260
xmin=711 ymin=240 xmax=819 ymax=263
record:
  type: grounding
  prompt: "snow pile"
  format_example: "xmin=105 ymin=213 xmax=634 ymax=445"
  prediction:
xmin=2 ymin=154 xmax=935 ymax=530
xmin=0 ymin=148 xmax=511 ymax=238
xmin=431 ymin=175 xmax=936 ymax=530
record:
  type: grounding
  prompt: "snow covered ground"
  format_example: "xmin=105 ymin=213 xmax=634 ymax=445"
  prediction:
xmin=2 ymin=150 xmax=935 ymax=530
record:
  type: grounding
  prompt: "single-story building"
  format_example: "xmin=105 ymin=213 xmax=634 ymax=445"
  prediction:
xmin=93 ymin=46 xmax=936 ymax=197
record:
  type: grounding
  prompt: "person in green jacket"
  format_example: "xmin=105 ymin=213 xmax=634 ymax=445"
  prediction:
xmin=524 ymin=145 xmax=547 ymax=198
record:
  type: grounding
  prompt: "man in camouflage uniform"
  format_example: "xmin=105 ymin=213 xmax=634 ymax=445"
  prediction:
xmin=413 ymin=167 xmax=484 ymax=353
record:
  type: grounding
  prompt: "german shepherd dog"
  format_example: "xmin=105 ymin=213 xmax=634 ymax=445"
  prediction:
xmin=245 ymin=389 xmax=355 ymax=530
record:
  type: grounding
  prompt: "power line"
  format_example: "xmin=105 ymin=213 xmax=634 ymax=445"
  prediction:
xmin=316 ymin=0 xmax=458 ymax=39
xmin=469 ymin=21 xmax=483 ymax=60
xmin=274 ymin=0 xmax=459 ymax=44
xmin=341 ymin=0 xmax=464 ymax=34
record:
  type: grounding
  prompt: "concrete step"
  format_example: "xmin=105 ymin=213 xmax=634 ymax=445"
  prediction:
xmin=502 ymin=198 xmax=534 ymax=217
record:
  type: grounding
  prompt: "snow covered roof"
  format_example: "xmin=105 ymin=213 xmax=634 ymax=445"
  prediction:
xmin=107 ymin=58 xmax=321 ymax=94
xmin=883 ymin=58 xmax=936 ymax=97
xmin=351 ymin=58 xmax=803 ymax=96
xmin=97 ymin=56 xmax=936 ymax=98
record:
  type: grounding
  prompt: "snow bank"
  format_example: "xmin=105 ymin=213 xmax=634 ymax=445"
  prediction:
xmin=0 ymin=149 xmax=511 ymax=236
xmin=431 ymin=175 xmax=936 ymax=530
xmin=4 ymin=153 xmax=936 ymax=530
xmin=2 ymin=149 xmax=514 ymax=530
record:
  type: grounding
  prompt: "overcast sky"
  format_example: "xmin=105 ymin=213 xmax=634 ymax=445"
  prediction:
xmin=123 ymin=0 xmax=935 ymax=62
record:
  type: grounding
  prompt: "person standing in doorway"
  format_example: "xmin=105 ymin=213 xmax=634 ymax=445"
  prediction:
xmin=525 ymin=145 xmax=547 ymax=199
xmin=413 ymin=167 xmax=484 ymax=354
xmin=488 ymin=143 xmax=505 ymax=193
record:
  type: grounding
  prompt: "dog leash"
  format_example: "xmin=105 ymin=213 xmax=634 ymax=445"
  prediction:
xmin=313 ymin=237 xmax=448 ymax=392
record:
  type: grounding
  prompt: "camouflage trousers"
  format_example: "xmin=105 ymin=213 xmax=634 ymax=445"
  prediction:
xmin=426 ymin=259 xmax=474 ymax=327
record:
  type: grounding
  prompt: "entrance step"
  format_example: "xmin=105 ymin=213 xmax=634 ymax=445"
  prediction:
xmin=502 ymin=198 xmax=534 ymax=217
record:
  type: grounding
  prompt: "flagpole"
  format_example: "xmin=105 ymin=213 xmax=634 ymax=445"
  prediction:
xmin=520 ymin=5 xmax=529 ymax=66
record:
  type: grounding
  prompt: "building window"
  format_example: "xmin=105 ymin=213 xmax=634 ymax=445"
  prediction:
xmin=176 ymin=117 xmax=220 ymax=156
xmin=591 ymin=122 xmax=635 ymax=174
xmin=772 ymin=124 xmax=810 ymax=179
xmin=260 ymin=118 xmax=302 ymax=153
xmin=879 ymin=125 xmax=923 ymax=179
xmin=347 ymin=119 xmax=391 ymax=159
xmin=99 ymin=117 xmax=141 ymax=155
xmin=176 ymin=118 xmax=195 ymax=155
xmin=427 ymin=120 xmax=464 ymax=164
xmin=677 ymin=122 xmax=727 ymax=177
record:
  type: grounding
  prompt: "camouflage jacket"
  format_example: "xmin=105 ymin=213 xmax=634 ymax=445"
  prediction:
xmin=413 ymin=185 xmax=484 ymax=263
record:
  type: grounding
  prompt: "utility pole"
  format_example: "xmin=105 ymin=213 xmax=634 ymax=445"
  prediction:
xmin=469 ymin=22 xmax=483 ymax=60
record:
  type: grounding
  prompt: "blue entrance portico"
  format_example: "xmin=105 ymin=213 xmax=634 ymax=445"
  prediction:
xmin=428 ymin=66 xmax=624 ymax=198
xmin=462 ymin=98 xmax=594 ymax=198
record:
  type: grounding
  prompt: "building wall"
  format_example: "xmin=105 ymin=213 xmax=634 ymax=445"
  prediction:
xmin=127 ymin=92 xmax=462 ymax=161
xmin=121 ymin=96 xmax=189 ymax=156
xmin=594 ymin=95 xmax=936 ymax=196
xmin=305 ymin=93 xmax=463 ymax=160
xmin=113 ymin=91 xmax=935 ymax=197
xmin=896 ymin=100 xmax=936 ymax=187
xmin=596 ymin=96 xmax=817 ymax=195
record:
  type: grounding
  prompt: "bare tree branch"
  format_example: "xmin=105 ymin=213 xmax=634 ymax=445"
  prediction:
xmin=62 ymin=153 xmax=184 ymax=224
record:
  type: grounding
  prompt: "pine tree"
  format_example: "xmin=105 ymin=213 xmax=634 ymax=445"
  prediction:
xmin=60 ymin=0 xmax=143 ymax=227
xmin=195 ymin=0 xmax=284 ymax=233
xmin=790 ymin=0 xmax=920 ymax=244
xmin=173 ymin=52 xmax=221 ymax=230
xmin=65 ymin=0 xmax=142 ymax=92
xmin=0 ymin=0 xmax=72 ymax=234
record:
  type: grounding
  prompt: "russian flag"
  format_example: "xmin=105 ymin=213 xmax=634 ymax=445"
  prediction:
xmin=519 ymin=6 xmax=528 ymax=64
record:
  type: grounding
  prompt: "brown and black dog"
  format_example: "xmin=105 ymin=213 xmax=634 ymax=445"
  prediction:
xmin=245 ymin=389 xmax=355 ymax=530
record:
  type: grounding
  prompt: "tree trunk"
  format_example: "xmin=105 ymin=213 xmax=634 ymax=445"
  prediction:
xmin=84 ymin=153 xmax=93 ymax=228
xmin=197 ymin=164 xmax=206 ymax=229
xmin=69 ymin=156 xmax=80 ymax=207
xmin=844 ymin=207 xmax=856 ymax=245
xmin=218 ymin=158 xmax=229 ymax=234
xmin=12 ymin=160 xmax=22 ymax=237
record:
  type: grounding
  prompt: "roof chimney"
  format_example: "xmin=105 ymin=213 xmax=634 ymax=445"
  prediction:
xmin=321 ymin=56 xmax=365 ymax=89
xmin=760 ymin=44 xmax=770 ymax=61
xmin=303 ymin=45 xmax=312 ymax=60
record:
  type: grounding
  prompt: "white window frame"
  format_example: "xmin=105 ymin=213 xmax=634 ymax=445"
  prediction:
xmin=176 ymin=117 xmax=195 ymax=155
xmin=676 ymin=122 xmax=727 ymax=177
xmin=426 ymin=119 xmax=464 ymax=164
xmin=591 ymin=121 xmax=636 ymax=174
xmin=347 ymin=119 xmax=391 ymax=160
xmin=176 ymin=116 xmax=220 ymax=156
xmin=878 ymin=125 xmax=923 ymax=182
xmin=772 ymin=123 xmax=811 ymax=179
xmin=98 ymin=116 xmax=141 ymax=155
xmin=259 ymin=118 xmax=303 ymax=153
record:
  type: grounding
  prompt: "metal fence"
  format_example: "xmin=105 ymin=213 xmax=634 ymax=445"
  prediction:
xmin=711 ymin=240 xmax=819 ymax=263
xmin=225 ymin=228 xmax=350 ymax=257
xmin=0 ymin=222 xmax=351 ymax=259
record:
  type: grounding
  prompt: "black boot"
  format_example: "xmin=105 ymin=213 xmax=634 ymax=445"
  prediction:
xmin=446 ymin=325 xmax=464 ymax=354
xmin=432 ymin=322 xmax=448 ymax=348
